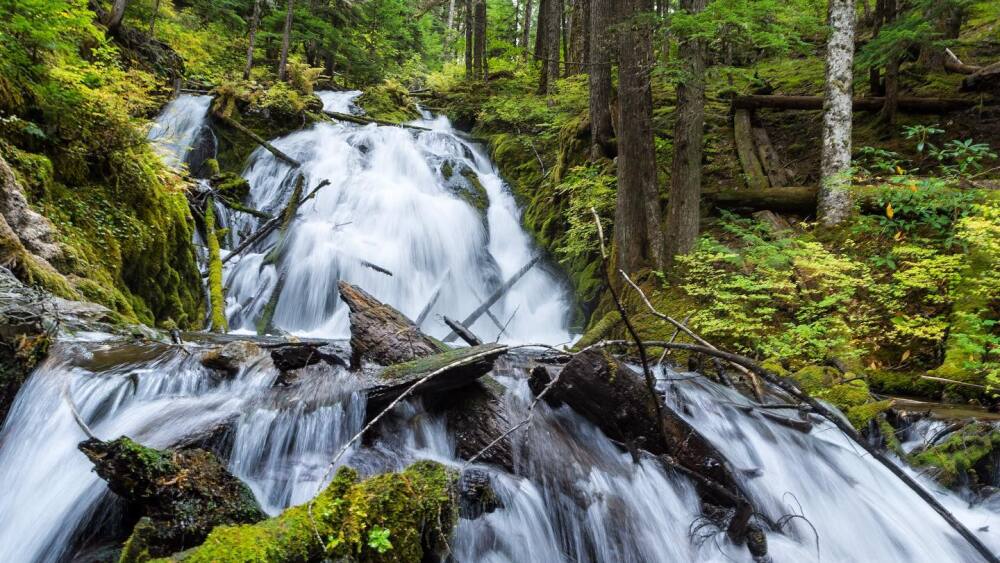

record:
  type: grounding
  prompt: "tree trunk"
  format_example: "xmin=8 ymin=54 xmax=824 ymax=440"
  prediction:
xmin=879 ymin=0 xmax=900 ymax=126
xmin=616 ymin=0 xmax=663 ymax=274
xmin=588 ymin=0 xmax=614 ymax=158
xmin=521 ymin=0 xmax=534 ymax=55
xmin=446 ymin=0 xmax=457 ymax=53
xmin=149 ymin=0 xmax=161 ymax=36
xmin=277 ymin=0 xmax=295 ymax=82
xmin=243 ymin=0 xmax=262 ymax=80
xmin=818 ymin=0 xmax=856 ymax=227
xmin=473 ymin=0 xmax=487 ymax=79
xmin=568 ymin=0 xmax=589 ymax=75
xmin=541 ymin=0 xmax=561 ymax=92
xmin=465 ymin=0 xmax=474 ymax=78
xmin=102 ymin=0 xmax=129 ymax=31
xmin=561 ymin=0 xmax=569 ymax=77
xmin=664 ymin=0 xmax=708 ymax=273
xmin=661 ymin=0 xmax=672 ymax=63
xmin=869 ymin=0 xmax=884 ymax=95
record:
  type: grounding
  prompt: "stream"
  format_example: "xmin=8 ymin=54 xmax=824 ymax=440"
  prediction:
xmin=0 ymin=93 xmax=998 ymax=562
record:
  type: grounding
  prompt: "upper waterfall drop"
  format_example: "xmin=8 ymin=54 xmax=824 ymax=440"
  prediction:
xmin=225 ymin=91 xmax=573 ymax=344
xmin=146 ymin=94 xmax=213 ymax=169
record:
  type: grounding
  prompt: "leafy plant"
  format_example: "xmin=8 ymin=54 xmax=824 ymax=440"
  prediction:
xmin=902 ymin=123 xmax=944 ymax=153
xmin=928 ymin=139 xmax=998 ymax=177
xmin=367 ymin=526 xmax=393 ymax=554
xmin=856 ymin=146 xmax=906 ymax=175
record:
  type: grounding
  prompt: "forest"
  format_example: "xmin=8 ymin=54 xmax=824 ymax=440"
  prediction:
xmin=0 ymin=0 xmax=999 ymax=561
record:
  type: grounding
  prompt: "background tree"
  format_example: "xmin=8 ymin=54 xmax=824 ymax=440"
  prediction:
xmin=277 ymin=0 xmax=295 ymax=81
xmin=588 ymin=0 xmax=613 ymax=158
xmin=473 ymin=0 xmax=487 ymax=78
xmin=818 ymin=0 xmax=856 ymax=226
xmin=664 ymin=0 xmax=708 ymax=273
xmin=466 ymin=0 xmax=474 ymax=78
xmin=615 ymin=0 xmax=663 ymax=273
xmin=244 ymin=0 xmax=263 ymax=79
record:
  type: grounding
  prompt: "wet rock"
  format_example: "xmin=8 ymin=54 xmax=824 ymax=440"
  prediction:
xmin=338 ymin=281 xmax=446 ymax=368
xmin=269 ymin=342 xmax=346 ymax=372
xmin=458 ymin=468 xmax=503 ymax=519
xmin=199 ymin=340 xmax=263 ymax=377
xmin=0 ymin=268 xmax=56 ymax=421
xmin=428 ymin=377 xmax=513 ymax=471
xmin=79 ymin=436 xmax=265 ymax=560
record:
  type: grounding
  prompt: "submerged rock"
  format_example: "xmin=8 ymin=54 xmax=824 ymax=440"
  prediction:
xmin=78 ymin=436 xmax=266 ymax=560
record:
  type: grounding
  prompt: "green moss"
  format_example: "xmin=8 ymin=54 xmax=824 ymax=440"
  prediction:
xmin=157 ymin=461 xmax=457 ymax=563
xmin=573 ymin=310 xmax=621 ymax=351
xmin=379 ymin=344 xmax=500 ymax=382
xmin=356 ymin=80 xmax=420 ymax=123
xmin=204 ymin=199 xmax=227 ymax=333
xmin=912 ymin=423 xmax=1000 ymax=488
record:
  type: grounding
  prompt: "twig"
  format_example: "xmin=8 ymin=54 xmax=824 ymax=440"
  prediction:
xmin=618 ymin=271 xmax=765 ymax=402
xmin=61 ymin=380 xmax=97 ymax=440
xmin=920 ymin=375 xmax=987 ymax=390
xmin=496 ymin=304 xmax=519 ymax=343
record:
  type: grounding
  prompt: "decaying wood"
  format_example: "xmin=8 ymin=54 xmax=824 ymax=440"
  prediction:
xmin=444 ymin=256 xmax=540 ymax=342
xmin=733 ymin=95 xmax=977 ymax=113
xmin=919 ymin=375 xmax=987 ymax=390
xmin=961 ymin=61 xmax=1000 ymax=94
xmin=751 ymin=124 xmax=795 ymax=187
xmin=704 ymin=186 xmax=818 ymax=212
xmin=443 ymin=316 xmax=482 ymax=346
xmin=427 ymin=377 xmax=514 ymax=471
xmin=943 ymin=48 xmax=983 ymax=75
xmin=733 ymin=110 xmax=769 ymax=190
xmin=338 ymin=281 xmax=446 ymax=367
xmin=213 ymin=112 xmax=302 ymax=167
xmin=323 ymin=110 xmax=432 ymax=131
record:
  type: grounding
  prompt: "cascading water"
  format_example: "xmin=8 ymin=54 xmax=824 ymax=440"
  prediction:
xmin=146 ymin=94 xmax=214 ymax=170
xmin=2 ymin=91 xmax=999 ymax=563
xmin=224 ymin=91 xmax=572 ymax=343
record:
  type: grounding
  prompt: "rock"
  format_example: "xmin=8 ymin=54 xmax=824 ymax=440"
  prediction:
xmin=366 ymin=344 xmax=507 ymax=419
xmin=199 ymin=341 xmax=263 ymax=377
xmin=79 ymin=436 xmax=265 ymax=560
xmin=0 ymin=268 xmax=55 ymax=421
xmin=427 ymin=377 xmax=513 ymax=471
xmin=338 ymin=281 xmax=446 ymax=368
xmin=269 ymin=342 xmax=346 ymax=372
xmin=457 ymin=468 xmax=503 ymax=519
xmin=0 ymin=155 xmax=63 ymax=265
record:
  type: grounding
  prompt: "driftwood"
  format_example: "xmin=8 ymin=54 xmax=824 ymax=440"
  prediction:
xmin=338 ymin=281 xmax=446 ymax=367
xmin=213 ymin=112 xmax=301 ymax=167
xmin=591 ymin=340 xmax=1000 ymax=563
xmin=443 ymin=316 xmax=482 ymax=346
xmin=733 ymin=110 xmax=769 ymax=190
xmin=443 ymin=256 xmax=540 ymax=342
xmin=732 ymin=95 xmax=977 ymax=113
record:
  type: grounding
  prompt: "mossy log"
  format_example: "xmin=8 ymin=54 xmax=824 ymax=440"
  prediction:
xmin=751 ymin=124 xmax=795 ymax=187
xmin=338 ymin=281 xmax=447 ymax=368
xmin=79 ymin=436 xmax=265 ymax=560
xmin=703 ymin=186 xmax=818 ymax=212
xmin=212 ymin=112 xmax=301 ymax=167
xmin=732 ymin=95 xmax=977 ymax=113
xmin=151 ymin=461 xmax=458 ymax=563
xmin=961 ymin=61 xmax=1000 ymax=94
xmin=367 ymin=344 xmax=507 ymax=418
xmin=203 ymin=199 xmax=228 ymax=333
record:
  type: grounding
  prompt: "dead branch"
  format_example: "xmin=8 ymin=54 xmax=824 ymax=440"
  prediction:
xmin=443 ymin=316 xmax=482 ymax=346
xmin=214 ymin=112 xmax=301 ymax=167
xmin=443 ymin=256 xmax=540 ymax=342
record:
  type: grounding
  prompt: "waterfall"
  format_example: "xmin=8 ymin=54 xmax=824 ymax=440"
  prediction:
xmin=1 ymin=90 xmax=998 ymax=563
xmin=224 ymin=91 xmax=572 ymax=343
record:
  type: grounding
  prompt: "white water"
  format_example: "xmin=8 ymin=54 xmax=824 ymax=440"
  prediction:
xmin=146 ymin=94 xmax=213 ymax=169
xmin=0 ymin=91 xmax=998 ymax=563
xmin=224 ymin=91 xmax=572 ymax=343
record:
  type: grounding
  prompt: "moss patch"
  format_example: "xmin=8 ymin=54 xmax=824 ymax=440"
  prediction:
xmin=911 ymin=423 xmax=1000 ymax=488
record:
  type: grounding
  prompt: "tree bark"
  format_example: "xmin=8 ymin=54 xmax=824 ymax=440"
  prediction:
xmin=149 ymin=0 xmax=161 ymax=36
xmin=818 ymin=0 xmax=856 ymax=227
xmin=732 ymin=109 xmax=769 ymax=191
xmin=521 ymin=0 xmax=534 ymax=55
xmin=568 ymin=0 xmax=589 ymax=75
xmin=539 ymin=0 xmax=561 ymax=93
xmin=879 ymin=0 xmax=900 ymax=127
xmin=588 ymin=0 xmax=614 ymax=158
xmin=104 ymin=0 xmax=129 ymax=31
xmin=663 ymin=0 xmax=708 ymax=273
xmin=473 ymin=0 xmax=487 ymax=79
xmin=277 ymin=0 xmax=295 ymax=82
xmin=243 ymin=0 xmax=262 ymax=80
xmin=869 ymin=0 xmax=885 ymax=95
xmin=465 ymin=0 xmax=474 ymax=79
xmin=445 ymin=0 xmax=457 ymax=53
xmin=616 ymin=0 xmax=663 ymax=274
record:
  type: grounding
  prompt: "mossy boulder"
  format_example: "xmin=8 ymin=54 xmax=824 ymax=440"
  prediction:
xmin=153 ymin=461 xmax=457 ymax=563
xmin=791 ymin=365 xmax=891 ymax=429
xmin=356 ymin=81 xmax=420 ymax=123
xmin=439 ymin=160 xmax=490 ymax=220
xmin=0 ymin=269 xmax=54 ymax=421
xmin=911 ymin=423 xmax=1000 ymax=489
xmin=78 ymin=436 xmax=266 ymax=560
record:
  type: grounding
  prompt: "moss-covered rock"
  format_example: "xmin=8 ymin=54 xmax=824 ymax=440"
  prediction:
xmin=78 ymin=436 xmax=266 ymax=560
xmin=911 ymin=422 xmax=1000 ymax=489
xmin=356 ymin=80 xmax=420 ymax=123
xmin=790 ymin=365 xmax=891 ymax=429
xmin=154 ymin=461 xmax=457 ymax=563
xmin=0 ymin=273 xmax=53 ymax=422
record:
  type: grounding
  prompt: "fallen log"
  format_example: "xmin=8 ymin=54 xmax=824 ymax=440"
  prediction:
xmin=733 ymin=110 xmax=769 ymax=190
xmin=444 ymin=256 xmax=540 ymax=342
xmin=961 ymin=61 xmax=1000 ymax=94
xmin=204 ymin=198 xmax=228 ymax=333
xmin=79 ymin=436 xmax=266 ymax=560
xmin=530 ymin=350 xmax=762 ymax=551
xmin=751 ymin=124 xmax=795 ymax=187
xmin=415 ymin=269 xmax=449 ymax=326
xmin=366 ymin=343 xmax=507 ymax=419
xmin=943 ymin=48 xmax=983 ymax=75
xmin=732 ymin=95 xmax=977 ymax=113
xmin=338 ymin=281 xmax=446 ymax=367
xmin=591 ymin=340 xmax=1000 ymax=563
xmin=323 ymin=110 xmax=432 ymax=131
xmin=444 ymin=316 xmax=482 ymax=346
xmin=213 ymin=112 xmax=301 ymax=167
xmin=704 ymin=186 xmax=817 ymax=212
xmin=426 ymin=377 xmax=514 ymax=472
